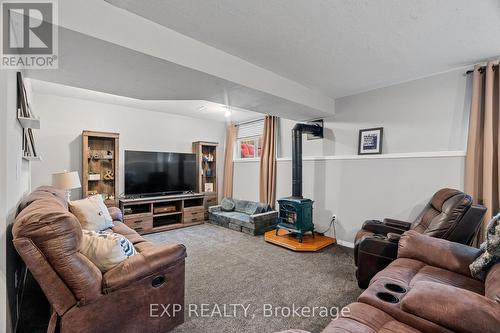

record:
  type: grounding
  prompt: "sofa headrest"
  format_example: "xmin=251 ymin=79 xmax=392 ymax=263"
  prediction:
xmin=13 ymin=186 xmax=82 ymax=255
xmin=17 ymin=185 xmax=67 ymax=215
xmin=430 ymin=188 xmax=470 ymax=211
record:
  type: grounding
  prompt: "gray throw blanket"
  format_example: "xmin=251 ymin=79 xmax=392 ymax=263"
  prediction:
xmin=470 ymin=213 xmax=500 ymax=280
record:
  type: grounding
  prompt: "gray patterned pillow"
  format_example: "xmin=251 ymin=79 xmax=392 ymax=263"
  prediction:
xmin=220 ymin=198 xmax=235 ymax=212
xmin=470 ymin=214 xmax=500 ymax=280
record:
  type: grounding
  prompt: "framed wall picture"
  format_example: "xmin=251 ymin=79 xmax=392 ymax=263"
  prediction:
xmin=204 ymin=183 xmax=214 ymax=192
xmin=358 ymin=127 xmax=383 ymax=155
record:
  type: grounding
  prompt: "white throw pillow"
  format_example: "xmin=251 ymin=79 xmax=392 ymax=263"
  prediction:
xmin=69 ymin=195 xmax=114 ymax=231
xmin=79 ymin=230 xmax=137 ymax=272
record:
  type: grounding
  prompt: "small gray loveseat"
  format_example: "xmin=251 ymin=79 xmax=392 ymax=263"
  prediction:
xmin=208 ymin=198 xmax=278 ymax=235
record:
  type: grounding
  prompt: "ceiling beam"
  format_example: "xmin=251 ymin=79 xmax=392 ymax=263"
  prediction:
xmin=55 ymin=0 xmax=335 ymax=115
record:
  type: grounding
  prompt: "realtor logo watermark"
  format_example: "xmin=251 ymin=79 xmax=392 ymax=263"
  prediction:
xmin=1 ymin=0 xmax=58 ymax=69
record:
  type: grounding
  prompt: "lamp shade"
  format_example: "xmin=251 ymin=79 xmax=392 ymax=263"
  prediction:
xmin=52 ymin=171 xmax=81 ymax=190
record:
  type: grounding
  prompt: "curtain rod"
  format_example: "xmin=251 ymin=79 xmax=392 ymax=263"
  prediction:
xmin=465 ymin=64 xmax=499 ymax=75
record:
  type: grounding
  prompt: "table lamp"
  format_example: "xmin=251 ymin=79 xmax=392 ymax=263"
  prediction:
xmin=52 ymin=170 xmax=81 ymax=201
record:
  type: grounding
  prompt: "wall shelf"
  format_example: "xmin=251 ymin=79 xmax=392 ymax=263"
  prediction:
xmin=22 ymin=155 xmax=42 ymax=161
xmin=17 ymin=116 xmax=40 ymax=129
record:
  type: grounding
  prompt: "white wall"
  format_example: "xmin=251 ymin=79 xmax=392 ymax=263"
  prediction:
xmin=234 ymin=69 xmax=470 ymax=246
xmin=30 ymin=93 xmax=227 ymax=200
xmin=0 ymin=70 xmax=32 ymax=333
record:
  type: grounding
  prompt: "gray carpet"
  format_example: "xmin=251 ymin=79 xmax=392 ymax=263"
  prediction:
xmin=145 ymin=224 xmax=360 ymax=333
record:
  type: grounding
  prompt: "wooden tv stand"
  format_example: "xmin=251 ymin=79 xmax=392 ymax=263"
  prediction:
xmin=119 ymin=193 xmax=206 ymax=235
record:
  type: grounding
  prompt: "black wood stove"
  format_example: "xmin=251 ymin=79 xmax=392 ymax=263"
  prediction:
xmin=276 ymin=123 xmax=323 ymax=242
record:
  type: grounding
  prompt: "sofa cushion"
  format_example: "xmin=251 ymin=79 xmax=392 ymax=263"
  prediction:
xmin=485 ymin=264 xmax=500 ymax=303
xmin=220 ymin=197 xmax=235 ymax=212
xmin=234 ymin=199 xmax=259 ymax=215
xmin=69 ymin=195 xmax=114 ymax=231
xmin=371 ymin=258 xmax=484 ymax=295
xmin=320 ymin=302 xmax=422 ymax=333
xmin=233 ymin=199 xmax=270 ymax=215
xmin=79 ymin=230 xmax=137 ymax=272
xmin=216 ymin=211 xmax=251 ymax=223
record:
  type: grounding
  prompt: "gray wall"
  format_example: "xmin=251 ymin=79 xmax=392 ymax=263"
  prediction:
xmin=30 ymin=93 xmax=227 ymax=200
xmin=279 ymin=69 xmax=470 ymax=157
xmin=234 ymin=69 xmax=470 ymax=246
xmin=0 ymin=70 xmax=32 ymax=333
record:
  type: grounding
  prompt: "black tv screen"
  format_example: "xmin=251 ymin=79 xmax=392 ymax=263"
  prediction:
xmin=125 ymin=150 xmax=197 ymax=196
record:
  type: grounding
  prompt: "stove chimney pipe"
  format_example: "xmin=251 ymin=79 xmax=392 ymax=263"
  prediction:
xmin=291 ymin=123 xmax=323 ymax=198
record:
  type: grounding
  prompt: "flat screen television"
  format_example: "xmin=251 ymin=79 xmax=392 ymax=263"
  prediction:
xmin=125 ymin=150 xmax=197 ymax=197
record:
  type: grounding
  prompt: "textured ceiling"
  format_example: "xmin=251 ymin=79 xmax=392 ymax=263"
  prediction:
xmin=105 ymin=0 xmax=500 ymax=98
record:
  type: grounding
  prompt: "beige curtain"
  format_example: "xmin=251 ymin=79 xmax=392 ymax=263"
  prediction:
xmin=465 ymin=62 xmax=500 ymax=243
xmin=259 ymin=116 xmax=278 ymax=208
xmin=223 ymin=123 xmax=238 ymax=198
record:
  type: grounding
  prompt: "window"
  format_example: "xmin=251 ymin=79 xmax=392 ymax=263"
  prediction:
xmin=236 ymin=119 xmax=264 ymax=159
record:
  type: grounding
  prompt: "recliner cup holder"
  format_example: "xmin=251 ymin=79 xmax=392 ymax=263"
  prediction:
xmin=376 ymin=292 xmax=399 ymax=303
xmin=384 ymin=283 xmax=406 ymax=293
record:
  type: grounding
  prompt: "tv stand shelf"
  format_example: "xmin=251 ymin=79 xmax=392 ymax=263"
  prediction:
xmin=119 ymin=193 xmax=206 ymax=235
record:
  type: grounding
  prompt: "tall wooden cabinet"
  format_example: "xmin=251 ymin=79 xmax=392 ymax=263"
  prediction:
xmin=192 ymin=141 xmax=219 ymax=216
xmin=82 ymin=131 xmax=119 ymax=206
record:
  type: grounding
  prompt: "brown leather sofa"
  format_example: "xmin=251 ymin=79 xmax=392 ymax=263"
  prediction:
xmin=12 ymin=186 xmax=187 ymax=333
xmin=354 ymin=188 xmax=486 ymax=288
xmin=323 ymin=230 xmax=500 ymax=333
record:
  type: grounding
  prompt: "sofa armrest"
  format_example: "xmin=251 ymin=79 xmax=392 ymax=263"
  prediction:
xmin=103 ymin=243 xmax=187 ymax=293
xmin=383 ymin=218 xmax=411 ymax=230
xmin=401 ymin=281 xmax=500 ymax=333
xmin=250 ymin=210 xmax=278 ymax=220
xmin=361 ymin=220 xmax=407 ymax=235
xmin=108 ymin=206 xmax=123 ymax=222
xmin=398 ymin=230 xmax=481 ymax=276
xmin=208 ymin=205 xmax=222 ymax=213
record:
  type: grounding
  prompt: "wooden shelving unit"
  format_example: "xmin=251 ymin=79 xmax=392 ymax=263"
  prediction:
xmin=82 ymin=131 xmax=119 ymax=207
xmin=192 ymin=141 xmax=219 ymax=217
xmin=119 ymin=193 xmax=205 ymax=234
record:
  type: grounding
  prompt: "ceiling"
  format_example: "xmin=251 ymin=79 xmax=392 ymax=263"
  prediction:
xmin=26 ymin=27 xmax=332 ymax=120
xmin=29 ymin=79 xmax=262 ymax=123
xmin=106 ymin=0 xmax=500 ymax=98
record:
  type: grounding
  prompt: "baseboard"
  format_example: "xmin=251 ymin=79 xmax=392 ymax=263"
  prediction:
xmin=336 ymin=240 xmax=354 ymax=248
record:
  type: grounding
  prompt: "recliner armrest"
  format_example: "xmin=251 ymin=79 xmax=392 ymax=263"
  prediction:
xmin=357 ymin=234 xmax=399 ymax=260
xmin=208 ymin=205 xmax=222 ymax=213
xmin=401 ymin=281 xmax=500 ymax=333
xmin=250 ymin=210 xmax=278 ymax=220
xmin=103 ymin=243 xmax=187 ymax=293
xmin=383 ymin=218 xmax=411 ymax=230
xmin=361 ymin=220 xmax=407 ymax=235
xmin=398 ymin=230 xmax=481 ymax=276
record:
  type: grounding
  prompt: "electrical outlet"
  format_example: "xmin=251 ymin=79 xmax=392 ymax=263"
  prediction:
xmin=331 ymin=214 xmax=337 ymax=222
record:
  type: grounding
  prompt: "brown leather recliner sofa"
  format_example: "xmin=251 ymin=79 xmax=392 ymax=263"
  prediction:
xmin=12 ymin=186 xmax=187 ymax=333
xmin=322 ymin=230 xmax=500 ymax=333
xmin=354 ymin=188 xmax=486 ymax=288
